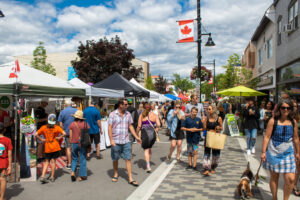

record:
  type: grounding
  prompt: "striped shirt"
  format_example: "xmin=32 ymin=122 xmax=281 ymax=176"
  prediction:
xmin=108 ymin=109 xmax=133 ymax=144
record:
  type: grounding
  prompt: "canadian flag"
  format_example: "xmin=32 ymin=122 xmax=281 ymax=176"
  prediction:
xmin=208 ymin=76 xmax=213 ymax=84
xmin=9 ymin=60 xmax=20 ymax=78
xmin=178 ymin=20 xmax=194 ymax=43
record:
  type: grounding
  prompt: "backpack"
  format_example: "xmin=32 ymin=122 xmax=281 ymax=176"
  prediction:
xmin=79 ymin=122 xmax=90 ymax=148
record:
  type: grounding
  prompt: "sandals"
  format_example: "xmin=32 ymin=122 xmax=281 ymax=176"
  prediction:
xmin=203 ymin=170 xmax=210 ymax=176
xmin=129 ymin=180 xmax=139 ymax=187
xmin=293 ymin=188 xmax=300 ymax=196
xmin=71 ymin=175 xmax=76 ymax=182
xmin=112 ymin=176 xmax=119 ymax=182
xmin=78 ymin=176 xmax=87 ymax=181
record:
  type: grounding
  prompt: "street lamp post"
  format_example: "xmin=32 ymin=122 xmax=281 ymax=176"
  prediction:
xmin=197 ymin=0 xmax=215 ymax=102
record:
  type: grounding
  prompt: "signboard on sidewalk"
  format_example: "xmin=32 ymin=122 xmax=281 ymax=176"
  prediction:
xmin=223 ymin=114 xmax=240 ymax=137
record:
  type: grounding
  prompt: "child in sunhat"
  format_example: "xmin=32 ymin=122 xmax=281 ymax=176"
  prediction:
xmin=0 ymin=122 xmax=12 ymax=200
xmin=35 ymin=114 xmax=66 ymax=183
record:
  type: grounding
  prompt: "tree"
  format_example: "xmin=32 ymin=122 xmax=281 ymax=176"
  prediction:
xmin=201 ymin=82 xmax=213 ymax=98
xmin=145 ymin=74 xmax=155 ymax=90
xmin=154 ymin=75 xmax=167 ymax=94
xmin=172 ymin=73 xmax=195 ymax=92
xmin=30 ymin=41 xmax=56 ymax=75
xmin=222 ymin=53 xmax=241 ymax=89
xmin=71 ymin=35 xmax=142 ymax=83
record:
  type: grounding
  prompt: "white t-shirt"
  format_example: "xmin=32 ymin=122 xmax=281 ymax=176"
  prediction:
xmin=185 ymin=103 xmax=204 ymax=119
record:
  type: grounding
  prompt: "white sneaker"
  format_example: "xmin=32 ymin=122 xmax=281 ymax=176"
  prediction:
xmin=247 ymin=150 xmax=251 ymax=155
xmin=251 ymin=148 xmax=255 ymax=154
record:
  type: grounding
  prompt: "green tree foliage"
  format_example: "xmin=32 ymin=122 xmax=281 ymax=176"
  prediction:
xmin=201 ymin=82 xmax=213 ymax=98
xmin=172 ymin=73 xmax=195 ymax=92
xmin=145 ymin=74 xmax=155 ymax=90
xmin=71 ymin=35 xmax=142 ymax=83
xmin=31 ymin=41 xmax=56 ymax=76
xmin=154 ymin=75 xmax=167 ymax=94
xmin=222 ymin=53 xmax=240 ymax=88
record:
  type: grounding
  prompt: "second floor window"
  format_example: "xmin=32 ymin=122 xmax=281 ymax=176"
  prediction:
xmin=259 ymin=48 xmax=263 ymax=65
xmin=289 ymin=0 xmax=298 ymax=28
xmin=267 ymin=37 xmax=273 ymax=59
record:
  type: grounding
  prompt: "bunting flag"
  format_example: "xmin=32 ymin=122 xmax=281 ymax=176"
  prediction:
xmin=208 ymin=76 xmax=213 ymax=84
xmin=9 ymin=60 xmax=20 ymax=78
xmin=178 ymin=20 xmax=194 ymax=43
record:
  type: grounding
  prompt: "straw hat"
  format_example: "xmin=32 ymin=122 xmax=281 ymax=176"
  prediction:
xmin=72 ymin=110 xmax=85 ymax=120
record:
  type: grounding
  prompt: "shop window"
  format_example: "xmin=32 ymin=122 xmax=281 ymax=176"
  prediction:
xmin=288 ymin=0 xmax=298 ymax=30
xmin=279 ymin=61 xmax=300 ymax=82
xmin=259 ymin=48 xmax=263 ymax=65
xmin=267 ymin=37 xmax=273 ymax=59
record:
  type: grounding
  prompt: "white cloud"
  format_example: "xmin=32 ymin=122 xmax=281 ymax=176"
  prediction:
xmin=0 ymin=0 xmax=273 ymax=80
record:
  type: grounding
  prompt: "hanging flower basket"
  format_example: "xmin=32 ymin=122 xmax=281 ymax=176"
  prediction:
xmin=20 ymin=115 xmax=36 ymax=136
xmin=190 ymin=66 xmax=212 ymax=81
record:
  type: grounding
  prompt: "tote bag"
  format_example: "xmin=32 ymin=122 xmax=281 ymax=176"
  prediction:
xmin=206 ymin=131 xmax=227 ymax=150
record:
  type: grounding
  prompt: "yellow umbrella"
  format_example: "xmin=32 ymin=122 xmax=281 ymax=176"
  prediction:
xmin=217 ymin=85 xmax=267 ymax=97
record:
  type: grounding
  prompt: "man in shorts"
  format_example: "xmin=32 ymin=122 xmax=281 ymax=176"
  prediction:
xmin=83 ymin=100 xmax=103 ymax=160
xmin=108 ymin=99 xmax=141 ymax=186
xmin=181 ymin=107 xmax=203 ymax=171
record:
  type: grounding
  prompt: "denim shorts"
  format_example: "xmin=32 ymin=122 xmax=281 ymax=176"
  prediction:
xmin=111 ymin=142 xmax=131 ymax=161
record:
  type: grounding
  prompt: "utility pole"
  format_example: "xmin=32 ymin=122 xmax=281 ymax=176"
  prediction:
xmin=197 ymin=0 xmax=202 ymax=102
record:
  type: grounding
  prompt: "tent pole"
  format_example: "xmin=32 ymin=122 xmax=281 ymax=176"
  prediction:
xmin=14 ymin=92 xmax=18 ymax=182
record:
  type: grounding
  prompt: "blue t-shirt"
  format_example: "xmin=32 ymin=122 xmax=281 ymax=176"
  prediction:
xmin=58 ymin=107 xmax=77 ymax=135
xmin=83 ymin=106 xmax=101 ymax=134
xmin=182 ymin=117 xmax=203 ymax=144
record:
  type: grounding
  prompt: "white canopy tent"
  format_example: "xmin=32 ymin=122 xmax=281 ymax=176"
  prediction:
xmin=69 ymin=78 xmax=124 ymax=98
xmin=129 ymin=78 xmax=171 ymax=102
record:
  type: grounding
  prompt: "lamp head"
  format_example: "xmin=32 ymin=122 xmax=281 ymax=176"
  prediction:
xmin=205 ymin=35 xmax=215 ymax=46
xmin=0 ymin=10 xmax=4 ymax=18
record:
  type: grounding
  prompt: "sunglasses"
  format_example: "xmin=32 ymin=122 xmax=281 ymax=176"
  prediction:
xmin=176 ymin=106 xmax=181 ymax=108
xmin=280 ymin=106 xmax=291 ymax=111
xmin=124 ymin=104 xmax=128 ymax=106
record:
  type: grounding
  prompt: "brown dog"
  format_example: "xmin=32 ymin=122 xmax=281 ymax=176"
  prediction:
xmin=238 ymin=162 xmax=254 ymax=199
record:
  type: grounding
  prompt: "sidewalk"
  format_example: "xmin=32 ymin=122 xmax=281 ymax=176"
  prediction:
xmin=148 ymin=137 xmax=263 ymax=200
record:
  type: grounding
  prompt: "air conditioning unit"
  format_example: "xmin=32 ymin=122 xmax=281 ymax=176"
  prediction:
xmin=283 ymin=23 xmax=293 ymax=32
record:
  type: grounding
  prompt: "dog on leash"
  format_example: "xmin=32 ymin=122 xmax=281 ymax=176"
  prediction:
xmin=238 ymin=162 xmax=254 ymax=199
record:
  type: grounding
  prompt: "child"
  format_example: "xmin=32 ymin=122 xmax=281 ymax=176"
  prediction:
xmin=0 ymin=122 xmax=12 ymax=200
xmin=35 ymin=114 xmax=66 ymax=183
xmin=181 ymin=107 xmax=203 ymax=171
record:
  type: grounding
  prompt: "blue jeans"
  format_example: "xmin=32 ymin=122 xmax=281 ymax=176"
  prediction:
xmin=245 ymin=129 xmax=257 ymax=150
xmin=71 ymin=143 xmax=87 ymax=177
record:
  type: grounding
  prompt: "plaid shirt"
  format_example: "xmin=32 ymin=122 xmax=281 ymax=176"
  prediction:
xmin=108 ymin=109 xmax=133 ymax=144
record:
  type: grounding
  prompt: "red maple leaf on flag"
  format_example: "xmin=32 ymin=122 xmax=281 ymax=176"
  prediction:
xmin=181 ymin=25 xmax=192 ymax=35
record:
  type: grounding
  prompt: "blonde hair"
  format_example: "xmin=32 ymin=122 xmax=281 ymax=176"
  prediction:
xmin=174 ymin=101 xmax=183 ymax=120
xmin=208 ymin=104 xmax=218 ymax=121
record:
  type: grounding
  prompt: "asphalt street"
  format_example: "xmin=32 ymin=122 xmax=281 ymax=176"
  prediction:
xmin=5 ymin=128 xmax=171 ymax=200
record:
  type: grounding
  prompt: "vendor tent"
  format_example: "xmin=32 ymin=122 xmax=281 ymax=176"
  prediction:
xmin=0 ymin=63 xmax=85 ymax=97
xmin=165 ymin=94 xmax=181 ymax=100
xmin=93 ymin=72 xmax=150 ymax=97
xmin=69 ymin=78 xmax=124 ymax=98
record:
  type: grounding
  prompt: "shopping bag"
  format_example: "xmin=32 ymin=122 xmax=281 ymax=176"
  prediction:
xmin=206 ymin=131 xmax=227 ymax=150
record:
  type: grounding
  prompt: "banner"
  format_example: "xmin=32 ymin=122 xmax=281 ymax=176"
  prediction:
xmin=178 ymin=20 xmax=194 ymax=43
xmin=225 ymin=114 xmax=240 ymax=137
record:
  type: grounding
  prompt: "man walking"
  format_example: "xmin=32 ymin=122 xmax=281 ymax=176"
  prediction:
xmin=108 ymin=99 xmax=141 ymax=186
xmin=83 ymin=100 xmax=103 ymax=160
xmin=58 ymin=99 xmax=77 ymax=169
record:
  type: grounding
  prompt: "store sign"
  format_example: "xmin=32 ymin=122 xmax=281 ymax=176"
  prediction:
xmin=0 ymin=96 xmax=12 ymax=110
xmin=257 ymin=76 xmax=273 ymax=87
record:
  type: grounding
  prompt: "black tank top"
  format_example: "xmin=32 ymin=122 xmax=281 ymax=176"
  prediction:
xmin=206 ymin=118 xmax=219 ymax=131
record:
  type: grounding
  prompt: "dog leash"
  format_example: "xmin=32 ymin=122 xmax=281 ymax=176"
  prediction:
xmin=254 ymin=160 xmax=263 ymax=186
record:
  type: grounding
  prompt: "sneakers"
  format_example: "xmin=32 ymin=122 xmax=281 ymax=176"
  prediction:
xmin=66 ymin=165 xmax=71 ymax=170
xmin=247 ymin=150 xmax=251 ymax=155
xmin=251 ymin=148 xmax=255 ymax=154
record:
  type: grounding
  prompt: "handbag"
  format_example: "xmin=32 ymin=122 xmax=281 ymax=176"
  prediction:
xmin=206 ymin=131 xmax=227 ymax=150
xmin=147 ymin=117 xmax=160 ymax=142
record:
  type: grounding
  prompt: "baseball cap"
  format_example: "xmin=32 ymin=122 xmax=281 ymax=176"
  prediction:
xmin=48 ymin=114 xmax=56 ymax=125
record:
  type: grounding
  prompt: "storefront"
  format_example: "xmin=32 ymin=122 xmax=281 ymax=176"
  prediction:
xmin=277 ymin=60 xmax=300 ymax=102
xmin=256 ymin=69 xmax=276 ymax=103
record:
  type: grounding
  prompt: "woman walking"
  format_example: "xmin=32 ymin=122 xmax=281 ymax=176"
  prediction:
xmin=263 ymin=101 xmax=274 ymax=135
xmin=69 ymin=110 xmax=90 ymax=181
xmin=167 ymin=101 xmax=185 ymax=162
xmin=261 ymin=99 xmax=300 ymax=200
xmin=136 ymin=103 xmax=160 ymax=173
xmin=202 ymin=105 xmax=223 ymax=176
xmin=35 ymin=114 xmax=66 ymax=183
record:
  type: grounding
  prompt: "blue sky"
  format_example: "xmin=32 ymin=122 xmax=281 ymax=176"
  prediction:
xmin=0 ymin=0 xmax=273 ymax=79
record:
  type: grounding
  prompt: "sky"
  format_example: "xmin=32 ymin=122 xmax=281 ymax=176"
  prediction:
xmin=0 ymin=0 xmax=273 ymax=79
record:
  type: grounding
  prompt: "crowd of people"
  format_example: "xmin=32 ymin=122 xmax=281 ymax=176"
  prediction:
xmin=1 ymin=92 xmax=300 ymax=199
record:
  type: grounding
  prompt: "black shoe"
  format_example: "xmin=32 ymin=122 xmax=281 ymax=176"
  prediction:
xmin=186 ymin=165 xmax=193 ymax=171
xmin=193 ymin=167 xmax=198 ymax=171
xmin=199 ymin=138 xmax=204 ymax=142
xmin=40 ymin=177 xmax=48 ymax=184
xmin=71 ymin=175 xmax=76 ymax=182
